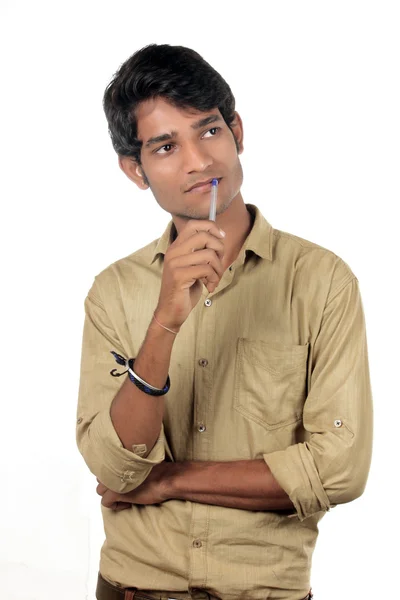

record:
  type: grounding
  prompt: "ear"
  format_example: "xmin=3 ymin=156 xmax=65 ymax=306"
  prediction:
xmin=118 ymin=156 xmax=149 ymax=189
xmin=230 ymin=111 xmax=244 ymax=155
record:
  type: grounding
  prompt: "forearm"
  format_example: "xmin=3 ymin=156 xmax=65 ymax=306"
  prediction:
xmin=110 ymin=318 xmax=176 ymax=456
xmin=168 ymin=459 xmax=295 ymax=511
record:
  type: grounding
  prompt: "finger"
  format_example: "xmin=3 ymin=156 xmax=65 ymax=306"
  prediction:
xmin=101 ymin=489 xmax=119 ymax=508
xmin=96 ymin=482 xmax=108 ymax=495
xmin=167 ymin=235 xmax=224 ymax=267
xmin=178 ymin=264 xmax=221 ymax=291
xmin=170 ymin=249 xmax=224 ymax=279
xmin=175 ymin=231 xmax=225 ymax=261
xmin=173 ymin=220 xmax=225 ymax=247
xmin=112 ymin=502 xmax=132 ymax=512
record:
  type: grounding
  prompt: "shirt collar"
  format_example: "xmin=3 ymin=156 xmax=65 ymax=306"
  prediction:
xmin=149 ymin=203 xmax=273 ymax=265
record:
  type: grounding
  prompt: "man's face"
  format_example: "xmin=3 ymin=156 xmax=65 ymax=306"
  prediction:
xmin=131 ymin=96 xmax=244 ymax=220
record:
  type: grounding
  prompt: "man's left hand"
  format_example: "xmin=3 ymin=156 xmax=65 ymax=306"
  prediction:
xmin=96 ymin=461 xmax=173 ymax=511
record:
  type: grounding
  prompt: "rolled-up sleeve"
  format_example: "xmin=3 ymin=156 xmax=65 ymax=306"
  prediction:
xmin=263 ymin=265 xmax=373 ymax=521
xmin=76 ymin=278 xmax=165 ymax=493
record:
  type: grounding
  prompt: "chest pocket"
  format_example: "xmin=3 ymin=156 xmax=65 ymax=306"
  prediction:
xmin=234 ymin=338 xmax=309 ymax=431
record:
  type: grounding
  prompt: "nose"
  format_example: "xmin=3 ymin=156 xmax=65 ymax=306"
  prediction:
xmin=182 ymin=141 xmax=213 ymax=174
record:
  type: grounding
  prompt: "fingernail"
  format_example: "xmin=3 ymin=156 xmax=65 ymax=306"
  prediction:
xmin=220 ymin=229 xmax=226 ymax=237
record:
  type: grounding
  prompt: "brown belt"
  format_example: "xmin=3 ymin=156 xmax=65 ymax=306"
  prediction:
xmin=96 ymin=572 xmax=313 ymax=600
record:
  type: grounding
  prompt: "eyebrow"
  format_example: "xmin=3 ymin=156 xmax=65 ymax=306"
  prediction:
xmin=144 ymin=114 xmax=223 ymax=149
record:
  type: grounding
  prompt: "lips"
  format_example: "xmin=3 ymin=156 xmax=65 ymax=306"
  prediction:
xmin=186 ymin=177 xmax=222 ymax=192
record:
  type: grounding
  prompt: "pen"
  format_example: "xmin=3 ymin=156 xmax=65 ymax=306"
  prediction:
xmin=209 ymin=178 xmax=218 ymax=221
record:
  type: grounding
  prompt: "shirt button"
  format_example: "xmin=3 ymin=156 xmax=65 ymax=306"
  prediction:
xmin=204 ymin=298 xmax=212 ymax=307
xmin=121 ymin=470 xmax=135 ymax=482
xmin=193 ymin=539 xmax=202 ymax=548
xmin=197 ymin=423 xmax=206 ymax=433
xmin=334 ymin=419 xmax=342 ymax=427
xmin=198 ymin=358 xmax=208 ymax=367
xmin=77 ymin=417 xmax=82 ymax=424
xmin=229 ymin=266 xmax=233 ymax=271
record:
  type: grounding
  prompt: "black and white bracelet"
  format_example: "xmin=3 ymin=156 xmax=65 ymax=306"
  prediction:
xmin=109 ymin=351 xmax=170 ymax=397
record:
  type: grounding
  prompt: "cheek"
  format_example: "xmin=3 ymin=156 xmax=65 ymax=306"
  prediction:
xmin=228 ymin=156 xmax=244 ymax=195
xmin=149 ymin=160 xmax=178 ymax=184
xmin=217 ymin=136 xmax=240 ymax=167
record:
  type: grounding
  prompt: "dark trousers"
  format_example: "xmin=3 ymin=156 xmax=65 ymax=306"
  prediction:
xmin=96 ymin=571 xmax=314 ymax=600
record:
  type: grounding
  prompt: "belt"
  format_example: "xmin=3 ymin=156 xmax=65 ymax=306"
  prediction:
xmin=96 ymin=572 xmax=313 ymax=600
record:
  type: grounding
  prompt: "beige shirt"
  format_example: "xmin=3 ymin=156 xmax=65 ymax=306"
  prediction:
xmin=76 ymin=203 xmax=373 ymax=600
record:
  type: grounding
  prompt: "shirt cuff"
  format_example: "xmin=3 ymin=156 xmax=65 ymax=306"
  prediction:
xmin=263 ymin=442 xmax=331 ymax=521
xmin=88 ymin=407 xmax=165 ymax=492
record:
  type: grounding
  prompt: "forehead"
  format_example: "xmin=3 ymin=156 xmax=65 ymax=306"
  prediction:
xmin=135 ymin=97 xmax=220 ymax=138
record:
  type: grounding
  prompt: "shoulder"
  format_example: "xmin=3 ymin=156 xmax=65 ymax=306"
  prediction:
xmin=86 ymin=236 xmax=161 ymax=302
xmin=272 ymin=226 xmax=357 ymax=295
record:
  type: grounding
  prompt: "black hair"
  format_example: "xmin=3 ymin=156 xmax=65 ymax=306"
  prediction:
xmin=103 ymin=44 xmax=238 ymax=166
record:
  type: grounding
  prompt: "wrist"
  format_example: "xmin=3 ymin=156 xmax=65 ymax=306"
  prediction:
xmin=153 ymin=307 xmax=182 ymax=334
xmin=162 ymin=462 xmax=185 ymax=500
xmin=147 ymin=316 xmax=178 ymax=343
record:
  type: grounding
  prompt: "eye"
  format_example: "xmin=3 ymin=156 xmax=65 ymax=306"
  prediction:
xmin=203 ymin=127 xmax=221 ymax=138
xmin=155 ymin=144 xmax=174 ymax=155
xmin=154 ymin=127 xmax=221 ymax=155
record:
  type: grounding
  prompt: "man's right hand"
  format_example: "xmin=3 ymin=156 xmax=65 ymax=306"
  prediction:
xmin=154 ymin=220 xmax=226 ymax=331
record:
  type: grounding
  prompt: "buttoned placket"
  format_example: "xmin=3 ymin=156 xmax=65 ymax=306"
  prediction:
xmin=188 ymin=265 xmax=235 ymax=589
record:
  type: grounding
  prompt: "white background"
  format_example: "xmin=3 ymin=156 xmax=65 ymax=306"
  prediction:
xmin=1 ymin=1 xmax=399 ymax=599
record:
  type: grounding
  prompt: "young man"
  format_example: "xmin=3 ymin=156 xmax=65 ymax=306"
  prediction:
xmin=76 ymin=44 xmax=373 ymax=600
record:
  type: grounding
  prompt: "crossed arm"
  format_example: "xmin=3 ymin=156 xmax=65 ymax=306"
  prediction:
xmin=82 ymin=271 xmax=373 ymax=520
xmin=96 ymin=459 xmax=294 ymax=512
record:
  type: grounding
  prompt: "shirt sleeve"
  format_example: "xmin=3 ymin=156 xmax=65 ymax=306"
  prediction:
xmin=76 ymin=277 xmax=165 ymax=493
xmin=263 ymin=260 xmax=373 ymax=521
